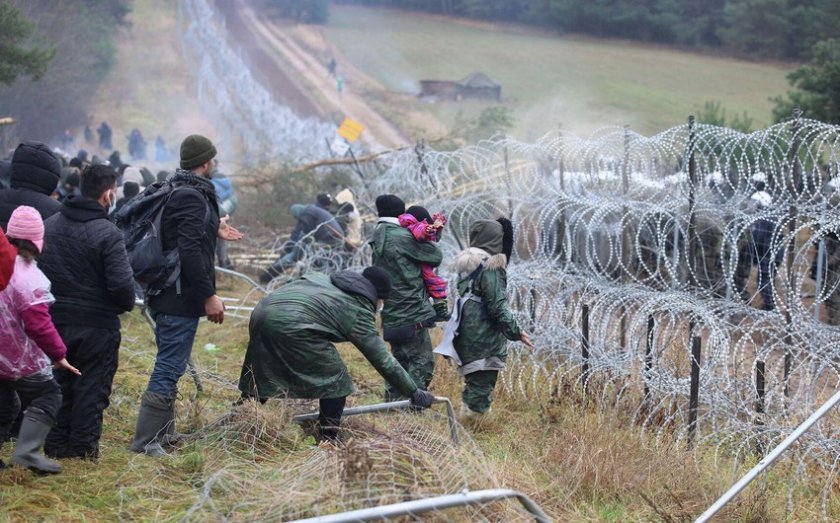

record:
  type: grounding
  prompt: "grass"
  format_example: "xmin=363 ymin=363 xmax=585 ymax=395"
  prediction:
xmin=322 ymin=5 xmax=795 ymax=139
xmin=0 ymin=275 xmax=835 ymax=521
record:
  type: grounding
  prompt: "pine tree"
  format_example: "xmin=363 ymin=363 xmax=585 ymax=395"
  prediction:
xmin=0 ymin=1 xmax=56 ymax=85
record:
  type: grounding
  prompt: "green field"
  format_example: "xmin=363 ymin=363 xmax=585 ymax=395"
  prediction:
xmin=324 ymin=5 xmax=795 ymax=138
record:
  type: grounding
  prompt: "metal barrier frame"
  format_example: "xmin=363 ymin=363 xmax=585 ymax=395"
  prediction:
xmin=289 ymin=488 xmax=551 ymax=523
xmin=696 ymin=388 xmax=840 ymax=522
xmin=292 ymin=396 xmax=460 ymax=445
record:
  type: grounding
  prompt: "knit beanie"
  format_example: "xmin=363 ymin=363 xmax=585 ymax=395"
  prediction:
xmin=375 ymin=194 xmax=405 ymax=218
xmin=316 ymin=193 xmax=333 ymax=208
xmin=469 ymin=219 xmax=504 ymax=255
xmin=180 ymin=134 xmax=217 ymax=170
xmin=290 ymin=204 xmax=306 ymax=219
xmin=7 ymin=205 xmax=45 ymax=253
xmin=405 ymin=205 xmax=432 ymax=224
xmin=362 ymin=266 xmax=392 ymax=299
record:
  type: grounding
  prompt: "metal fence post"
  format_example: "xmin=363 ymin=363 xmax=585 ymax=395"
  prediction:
xmin=754 ymin=360 xmax=766 ymax=455
xmin=581 ymin=304 xmax=590 ymax=394
xmin=644 ymin=315 xmax=654 ymax=398
xmin=687 ymin=335 xmax=701 ymax=448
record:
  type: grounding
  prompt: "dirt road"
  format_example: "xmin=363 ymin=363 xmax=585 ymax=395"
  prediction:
xmin=221 ymin=0 xmax=409 ymax=149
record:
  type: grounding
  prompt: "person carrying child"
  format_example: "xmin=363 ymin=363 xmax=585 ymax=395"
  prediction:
xmin=0 ymin=206 xmax=80 ymax=473
xmin=398 ymin=205 xmax=450 ymax=321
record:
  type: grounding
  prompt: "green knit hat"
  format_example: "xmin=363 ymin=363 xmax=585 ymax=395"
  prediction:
xmin=180 ymin=134 xmax=217 ymax=170
xmin=469 ymin=220 xmax=504 ymax=255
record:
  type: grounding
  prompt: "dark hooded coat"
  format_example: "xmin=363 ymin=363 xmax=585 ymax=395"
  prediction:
xmin=0 ymin=142 xmax=62 ymax=229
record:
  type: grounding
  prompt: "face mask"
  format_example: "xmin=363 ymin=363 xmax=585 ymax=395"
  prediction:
xmin=108 ymin=190 xmax=117 ymax=213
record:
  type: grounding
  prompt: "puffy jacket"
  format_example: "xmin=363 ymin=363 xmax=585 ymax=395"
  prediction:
xmin=147 ymin=170 xmax=220 ymax=318
xmin=238 ymin=271 xmax=418 ymax=400
xmin=0 ymin=142 xmax=62 ymax=230
xmin=451 ymin=247 xmax=521 ymax=375
xmin=371 ymin=218 xmax=442 ymax=329
xmin=40 ymin=196 xmax=135 ymax=330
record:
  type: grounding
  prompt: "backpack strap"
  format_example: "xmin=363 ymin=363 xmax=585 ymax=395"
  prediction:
xmin=153 ymin=184 xmax=213 ymax=297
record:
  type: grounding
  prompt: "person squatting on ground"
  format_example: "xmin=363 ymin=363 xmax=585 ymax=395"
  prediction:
xmin=259 ymin=198 xmax=345 ymax=283
xmin=451 ymin=218 xmax=532 ymax=416
xmin=0 ymin=206 xmax=80 ymax=473
xmin=237 ymin=267 xmax=435 ymax=441
xmin=131 ymin=134 xmax=242 ymax=457
xmin=399 ymin=205 xmax=450 ymax=321
xmin=39 ymin=164 xmax=135 ymax=459
xmin=372 ymin=194 xmax=443 ymax=400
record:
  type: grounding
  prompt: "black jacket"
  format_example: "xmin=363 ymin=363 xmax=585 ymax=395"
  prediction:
xmin=0 ymin=142 xmax=62 ymax=229
xmin=40 ymin=196 xmax=136 ymax=329
xmin=147 ymin=170 xmax=220 ymax=318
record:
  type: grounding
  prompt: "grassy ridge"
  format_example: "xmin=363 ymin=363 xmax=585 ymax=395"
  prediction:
xmin=323 ymin=5 xmax=794 ymax=138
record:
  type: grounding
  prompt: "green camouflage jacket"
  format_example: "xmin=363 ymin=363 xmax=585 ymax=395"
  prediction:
xmin=371 ymin=218 xmax=442 ymax=328
xmin=237 ymin=271 xmax=418 ymax=399
xmin=452 ymin=247 xmax=522 ymax=375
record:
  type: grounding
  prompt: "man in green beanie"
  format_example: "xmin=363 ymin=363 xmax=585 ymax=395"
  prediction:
xmin=131 ymin=134 xmax=243 ymax=456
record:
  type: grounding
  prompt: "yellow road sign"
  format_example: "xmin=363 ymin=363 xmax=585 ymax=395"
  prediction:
xmin=337 ymin=117 xmax=364 ymax=142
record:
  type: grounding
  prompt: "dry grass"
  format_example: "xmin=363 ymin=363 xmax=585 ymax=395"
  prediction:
xmin=0 ymin=277 xmax=834 ymax=521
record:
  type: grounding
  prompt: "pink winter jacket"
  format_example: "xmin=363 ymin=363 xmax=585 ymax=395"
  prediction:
xmin=0 ymin=256 xmax=67 ymax=380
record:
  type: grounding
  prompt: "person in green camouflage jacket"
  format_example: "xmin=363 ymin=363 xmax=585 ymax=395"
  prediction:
xmin=237 ymin=267 xmax=435 ymax=441
xmin=452 ymin=218 xmax=533 ymax=416
xmin=371 ymin=195 xmax=443 ymax=400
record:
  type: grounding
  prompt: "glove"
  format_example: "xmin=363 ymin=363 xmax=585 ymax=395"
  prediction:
xmin=409 ymin=389 xmax=435 ymax=409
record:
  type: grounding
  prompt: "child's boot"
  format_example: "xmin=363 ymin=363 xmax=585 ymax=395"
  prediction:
xmin=11 ymin=409 xmax=61 ymax=474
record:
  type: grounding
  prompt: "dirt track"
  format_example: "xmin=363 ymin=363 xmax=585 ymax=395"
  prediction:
xmin=218 ymin=0 xmax=409 ymax=149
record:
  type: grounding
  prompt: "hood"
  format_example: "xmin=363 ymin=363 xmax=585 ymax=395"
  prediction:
xmin=330 ymin=270 xmax=377 ymax=307
xmin=10 ymin=141 xmax=61 ymax=195
xmin=122 ymin=166 xmax=144 ymax=186
xmin=468 ymin=219 xmax=503 ymax=255
xmin=335 ymin=188 xmax=354 ymax=205
xmin=60 ymin=195 xmax=109 ymax=222
xmin=452 ymin=247 xmax=507 ymax=278
xmin=291 ymin=204 xmax=306 ymax=219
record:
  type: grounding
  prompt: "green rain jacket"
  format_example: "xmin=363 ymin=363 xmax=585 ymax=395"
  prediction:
xmin=237 ymin=271 xmax=419 ymax=399
xmin=371 ymin=218 xmax=443 ymax=329
xmin=452 ymin=247 xmax=522 ymax=376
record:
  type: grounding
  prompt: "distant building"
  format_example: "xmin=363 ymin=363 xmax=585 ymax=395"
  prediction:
xmin=419 ymin=72 xmax=501 ymax=101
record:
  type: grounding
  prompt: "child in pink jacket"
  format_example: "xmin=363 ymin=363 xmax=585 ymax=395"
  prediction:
xmin=0 ymin=206 xmax=79 ymax=473
xmin=399 ymin=205 xmax=450 ymax=321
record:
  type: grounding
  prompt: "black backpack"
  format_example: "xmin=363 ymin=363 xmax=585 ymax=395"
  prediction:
xmin=113 ymin=180 xmax=209 ymax=295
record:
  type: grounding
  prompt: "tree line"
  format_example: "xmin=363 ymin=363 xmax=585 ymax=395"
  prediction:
xmin=0 ymin=0 xmax=130 ymax=142
xmin=326 ymin=0 xmax=839 ymax=61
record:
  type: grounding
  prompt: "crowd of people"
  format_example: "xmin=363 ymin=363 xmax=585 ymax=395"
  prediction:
xmin=0 ymin=130 xmax=534 ymax=473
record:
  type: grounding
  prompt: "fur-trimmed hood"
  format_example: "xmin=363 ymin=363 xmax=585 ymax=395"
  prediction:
xmin=452 ymin=247 xmax=507 ymax=278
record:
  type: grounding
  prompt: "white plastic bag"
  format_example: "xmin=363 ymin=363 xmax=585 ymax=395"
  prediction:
xmin=433 ymin=297 xmax=463 ymax=366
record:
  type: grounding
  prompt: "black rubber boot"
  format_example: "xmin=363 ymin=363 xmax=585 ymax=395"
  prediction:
xmin=11 ymin=411 xmax=61 ymax=474
xmin=130 ymin=392 xmax=172 ymax=457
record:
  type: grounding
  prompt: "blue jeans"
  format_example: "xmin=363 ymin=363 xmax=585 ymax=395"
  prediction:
xmin=146 ymin=311 xmax=199 ymax=397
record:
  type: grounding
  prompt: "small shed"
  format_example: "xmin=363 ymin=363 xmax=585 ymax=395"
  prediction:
xmin=419 ymin=72 xmax=501 ymax=101
xmin=458 ymin=72 xmax=501 ymax=101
